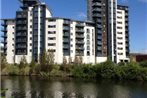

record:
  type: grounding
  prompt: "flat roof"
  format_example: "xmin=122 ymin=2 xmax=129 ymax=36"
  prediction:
xmin=46 ymin=17 xmax=94 ymax=23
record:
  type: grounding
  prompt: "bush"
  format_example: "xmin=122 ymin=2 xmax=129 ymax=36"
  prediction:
xmin=139 ymin=61 xmax=147 ymax=67
xmin=1 ymin=65 xmax=19 ymax=75
xmin=72 ymin=64 xmax=96 ymax=78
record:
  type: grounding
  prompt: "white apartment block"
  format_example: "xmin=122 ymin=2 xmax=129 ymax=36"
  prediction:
xmin=1 ymin=0 xmax=129 ymax=64
xmin=45 ymin=18 xmax=98 ymax=64
xmin=1 ymin=19 xmax=15 ymax=63
xmin=116 ymin=5 xmax=130 ymax=63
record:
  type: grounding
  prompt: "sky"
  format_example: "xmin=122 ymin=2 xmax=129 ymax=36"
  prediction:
xmin=0 ymin=0 xmax=147 ymax=53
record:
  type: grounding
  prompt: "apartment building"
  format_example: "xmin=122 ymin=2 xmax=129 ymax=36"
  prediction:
xmin=116 ymin=5 xmax=130 ymax=63
xmin=87 ymin=0 xmax=117 ymax=62
xmin=1 ymin=0 xmax=129 ymax=64
xmin=1 ymin=19 xmax=15 ymax=63
xmin=45 ymin=18 xmax=100 ymax=64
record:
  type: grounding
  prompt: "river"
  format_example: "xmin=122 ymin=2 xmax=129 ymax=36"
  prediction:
xmin=1 ymin=76 xmax=147 ymax=98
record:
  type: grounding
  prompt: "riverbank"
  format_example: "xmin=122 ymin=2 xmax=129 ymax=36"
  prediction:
xmin=1 ymin=60 xmax=147 ymax=81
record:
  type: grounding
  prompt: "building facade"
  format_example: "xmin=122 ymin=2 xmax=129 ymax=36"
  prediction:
xmin=1 ymin=0 xmax=129 ymax=64
xmin=87 ymin=0 xmax=129 ymax=63
xmin=116 ymin=5 xmax=130 ymax=63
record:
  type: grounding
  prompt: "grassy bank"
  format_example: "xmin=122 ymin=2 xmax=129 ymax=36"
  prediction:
xmin=1 ymin=59 xmax=147 ymax=81
xmin=1 ymin=52 xmax=147 ymax=81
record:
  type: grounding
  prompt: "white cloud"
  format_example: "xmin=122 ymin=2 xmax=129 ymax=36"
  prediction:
xmin=77 ymin=12 xmax=87 ymax=20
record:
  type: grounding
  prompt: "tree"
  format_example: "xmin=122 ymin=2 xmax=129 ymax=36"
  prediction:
xmin=63 ymin=56 xmax=67 ymax=65
xmin=74 ymin=56 xmax=79 ymax=65
xmin=19 ymin=55 xmax=28 ymax=69
xmin=139 ymin=61 xmax=147 ymax=67
xmin=79 ymin=56 xmax=83 ymax=64
xmin=30 ymin=58 xmax=37 ymax=74
xmin=47 ymin=50 xmax=54 ymax=65
xmin=68 ymin=56 xmax=72 ymax=64
xmin=1 ymin=54 xmax=7 ymax=70
xmin=40 ymin=50 xmax=55 ymax=72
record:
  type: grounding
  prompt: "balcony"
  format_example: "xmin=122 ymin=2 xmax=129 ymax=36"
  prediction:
xmin=92 ymin=2 xmax=101 ymax=7
xmin=1 ymin=41 xmax=7 ymax=44
xmin=16 ymin=39 xmax=27 ymax=42
xmin=76 ymin=23 xmax=84 ymax=27
xmin=76 ymin=51 xmax=84 ymax=56
xmin=17 ymin=14 xmax=27 ymax=19
xmin=63 ymin=45 xmax=70 ymax=49
xmin=63 ymin=26 xmax=70 ymax=31
xmin=93 ymin=14 xmax=102 ymax=18
xmin=76 ymin=34 xmax=84 ymax=39
xmin=63 ymin=38 xmax=70 ymax=43
xmin=1 ymin=35 xmax=7 ymax=38
xmin=64 ymin=20 xmax=70 ymax=25
xmin=76 ymin=40 xmax=84 ymax=44
xmin=76 ymin=29 xmax=84 ymax=33
xmin=92 ymin=8 xmax=102 ymax=12
xmin=76 ymin=46 xmax=84 ymax=50
xmin=1 ymin=21 xmax=7 ymax=26
xmin=16 ymin=33 xmax=27 ymax=36
xmin=16 ymin=45 xmax=27 ymax=48
xmin=1 ymin=28 xmax=7 ymax=32
xmin=16 ymin=21 xmax=27 ymax=24
xmin=16 ymin=27 xmax=27 ymax=31
xmin=63 ymin=32 xmax=70 ymax=37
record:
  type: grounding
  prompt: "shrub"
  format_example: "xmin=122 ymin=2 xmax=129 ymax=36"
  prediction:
xmin=139 ymin=61 xmax=147 ymax=67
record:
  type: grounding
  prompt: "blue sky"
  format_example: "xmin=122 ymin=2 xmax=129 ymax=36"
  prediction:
xmin=0 ymin=0 xmax=147 ymax=53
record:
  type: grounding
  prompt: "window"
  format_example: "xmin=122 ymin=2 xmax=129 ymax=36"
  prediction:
xmin=87 ymin=51 xmax=90 ymax=56
xmin=117 ymin=22 xmax=122 ymax=24
xmin=12 ymin=50 xmax=14 ymax=52
xmin=30 ymin=43 xmax=32 ymax=46
xmin=30 ymin=50 xmax=32 ymax=52
xmin=48 ymin=49 xmax=56 ymax=52
xmin=48 ymin=43 xmax=56 ymax=46
xmin=12 ymin=38 xmax=14 ymax=40
xmin=117 ymin=27 xmax=122 ymax=29
xmin=117 ymin=32 xmax=122 ymax=34
xmin=48 ymin=19 xmax=56 ymax=22
xmin=48 ymin=31 xmax=56 ymax=34
xmin=71 ymin=50 xmax=73 ymax=53
xmin=118 ymin=42 xmax=123 ymax=45
xmin=48 ymin=25 xmax=56 ymax=28
xmin=117 ymin=16 xmax=122 ymax=19
xmin=30 ymin=32 xmax=32 ymax=34
xmin=30 ymin=25 xmax=32 ymax=28
xmin=117 ymin=37 xmax=122 ymax=40
xmin=118 ymin=53 xmax=123 ymax=55
xmin=48 ymin=37 xmax=56 ymax=40
xmin=30 ymin=37 xmax=32 ymax=40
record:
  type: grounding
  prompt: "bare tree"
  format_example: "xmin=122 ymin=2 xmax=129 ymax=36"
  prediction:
xmin=63 ymin=56 xmax=67 ymax=65
xmin=68 ymin=56 xmax=72 ymax=64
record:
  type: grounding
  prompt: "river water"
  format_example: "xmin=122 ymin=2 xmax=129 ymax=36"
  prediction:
xmin=1 ymin=76 xmax=147 ymax=98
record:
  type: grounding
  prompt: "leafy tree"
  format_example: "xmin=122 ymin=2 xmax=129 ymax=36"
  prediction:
xmin=40 ymin=50 xmax=55 ymax=72
xmin=19 ymin=55 xmax=28 ymax=69
xmin=1 ymin=54 xmax=7 ymax=70
xmin=30 ymin=58 xmax=38 ymax=74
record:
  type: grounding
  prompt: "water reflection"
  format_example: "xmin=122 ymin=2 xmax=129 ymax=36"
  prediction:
xmin=1 ymin=76 xmax=147 ymax=98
